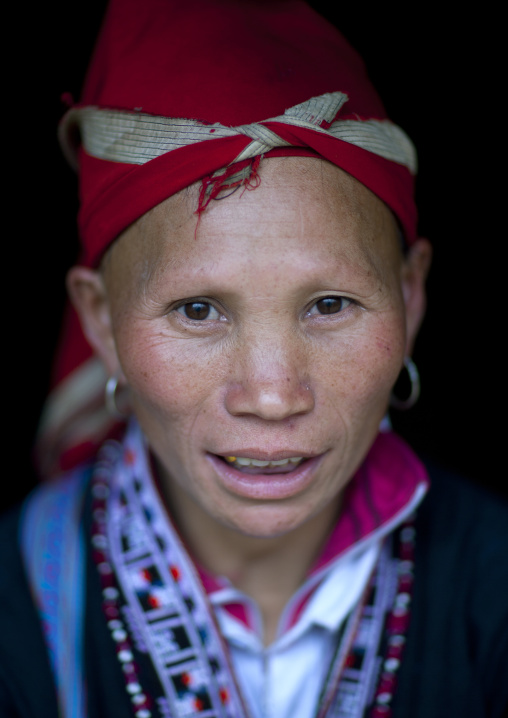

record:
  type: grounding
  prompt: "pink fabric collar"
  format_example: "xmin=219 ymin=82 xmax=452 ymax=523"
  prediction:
xmin=310 ymin=430 xmax=428 ymax=575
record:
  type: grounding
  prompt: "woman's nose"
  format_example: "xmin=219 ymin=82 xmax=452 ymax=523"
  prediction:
xmin=224 ymin=337 xmax=315 ymax=421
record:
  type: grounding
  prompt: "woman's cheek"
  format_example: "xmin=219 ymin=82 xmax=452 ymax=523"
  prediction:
xmin=118 ymin=328 xmax=226 ymax=417
xmin=317 ymin=319 xmax=404 ymax=399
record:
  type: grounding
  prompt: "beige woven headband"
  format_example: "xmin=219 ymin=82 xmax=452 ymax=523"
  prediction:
xmin=60 ymin=92 xmax=417 ymax=173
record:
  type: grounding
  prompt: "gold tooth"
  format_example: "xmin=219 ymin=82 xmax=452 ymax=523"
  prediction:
xmin=225 ymin=456 xmax=237 ymax=463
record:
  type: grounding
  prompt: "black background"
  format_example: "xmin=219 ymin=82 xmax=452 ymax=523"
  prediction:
xmin=5 ymin=3 xmax=504 ymax=511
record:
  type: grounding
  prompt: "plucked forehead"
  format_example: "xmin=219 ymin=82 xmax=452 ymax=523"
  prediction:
xmin=101 ymin=157 xmax=402 ymax=302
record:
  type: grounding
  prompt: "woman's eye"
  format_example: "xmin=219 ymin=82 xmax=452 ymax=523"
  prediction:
xmin=176 ymin=301 xmax=221 ymax=321
xmin=308 ymin=296 xmax=352 ymax=316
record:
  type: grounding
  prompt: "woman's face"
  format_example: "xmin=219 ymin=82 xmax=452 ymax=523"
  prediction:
xmin=73 ymin=158 xmax=429 ymax=539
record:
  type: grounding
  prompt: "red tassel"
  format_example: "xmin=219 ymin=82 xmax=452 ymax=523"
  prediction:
xmin=194 ymin=156 xmax=262 ymax=238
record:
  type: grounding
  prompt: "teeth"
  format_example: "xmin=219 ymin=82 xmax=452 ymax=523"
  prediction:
xmin=236 ymin=457 xmax=254 ymax=466
xmin=224 ymin=456 xmax=303 ymax=468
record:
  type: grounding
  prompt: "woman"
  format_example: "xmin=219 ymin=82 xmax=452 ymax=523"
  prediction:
xmin=1 ymin=1 xmax=507 ymax=717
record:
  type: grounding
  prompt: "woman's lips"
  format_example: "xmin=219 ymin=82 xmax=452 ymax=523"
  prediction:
xmin=206 ymin=452 xmax=324 ymax=500
xmin=222 ymin=462 xmax=301 ymax=475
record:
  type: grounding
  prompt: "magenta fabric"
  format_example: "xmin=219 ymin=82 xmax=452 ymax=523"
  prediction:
xmin=311 ymin=431 xmax=428 ymax=575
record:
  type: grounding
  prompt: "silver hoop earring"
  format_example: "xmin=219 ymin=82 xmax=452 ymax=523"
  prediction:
xmin=390 ymin=356 xmax=420 ymax=410
xmin=105 ymin=376 xmax=126 ymax=418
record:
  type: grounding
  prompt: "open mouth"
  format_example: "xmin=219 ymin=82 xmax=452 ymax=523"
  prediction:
xmin=218 ymin=455 xmax=305 ymax=474
xmin=208 ymin=452 xmax=323 ymax=500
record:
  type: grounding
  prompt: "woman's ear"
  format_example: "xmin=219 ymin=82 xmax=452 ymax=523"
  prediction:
xmin=66 ymin=266 xmax=124 ymax=379
xmin=401 ymin=238 xmax=433 ymax=356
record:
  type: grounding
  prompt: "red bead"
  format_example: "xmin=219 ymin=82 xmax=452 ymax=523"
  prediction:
xmin=170 ymin=565 xmax=181 ymax=581
xmin=124 ymin=449 xmax=136 ymax=465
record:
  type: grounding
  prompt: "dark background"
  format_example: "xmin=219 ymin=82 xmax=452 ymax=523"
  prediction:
xmin=5 ymin=3 xmax=504 ymax=511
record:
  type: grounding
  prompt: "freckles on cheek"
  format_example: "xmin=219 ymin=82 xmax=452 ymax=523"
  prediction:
xmin=127 ymin=369 xmax=186 ymax=419
xmin=323 ymin=336 xmax=401 ymax=408
xmin=118 ymin=333 xmax=223 ymax=420
xmin=375 ymin=338 xmax=395 ymax=355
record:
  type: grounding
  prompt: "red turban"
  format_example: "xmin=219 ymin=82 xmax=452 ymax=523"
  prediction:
xmin=60 ymin=0 xmax=417 ymax=268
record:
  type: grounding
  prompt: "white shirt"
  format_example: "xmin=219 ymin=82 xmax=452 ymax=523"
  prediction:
xmin=207 ymin=484 xmax=425 ymax=718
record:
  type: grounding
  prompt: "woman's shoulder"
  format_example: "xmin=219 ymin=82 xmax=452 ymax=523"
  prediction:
xmin=0 ymin=503 xmax=59 ymax=717
xmin=414 ymin=458 xmax=508 ymax=602
xmin=0 ymin=464 xmax=93 ymax=718
xmin=0 ymin=462 xmax=94 ymax=603
xmin=394 ymin=460 xmax=508 ymax=717
xmin=418 ymin=458 xmax=508 ymax=547
xmin=0 ymin=463 xmax=93 ymax=566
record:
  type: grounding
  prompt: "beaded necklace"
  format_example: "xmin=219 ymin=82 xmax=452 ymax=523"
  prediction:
xmin=90 ymin=429 xmax=415 ymax=718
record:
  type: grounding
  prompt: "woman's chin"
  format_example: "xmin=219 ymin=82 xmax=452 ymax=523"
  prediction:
xmin=214 ymin=502 xmax=322 ymax=541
